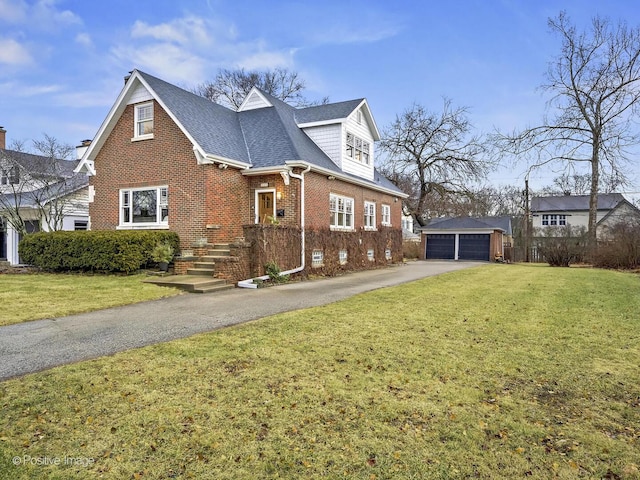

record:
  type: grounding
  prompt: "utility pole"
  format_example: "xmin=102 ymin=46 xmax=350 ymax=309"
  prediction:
xmin=524 ymin=179 xmax=530 ymax=262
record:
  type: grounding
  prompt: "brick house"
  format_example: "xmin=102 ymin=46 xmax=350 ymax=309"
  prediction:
xmin=75 ymin=70 xmax=406 ymax=285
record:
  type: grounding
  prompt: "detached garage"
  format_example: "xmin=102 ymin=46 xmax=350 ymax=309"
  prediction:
xmin=420 ymin=217 xmax=512 ymax=262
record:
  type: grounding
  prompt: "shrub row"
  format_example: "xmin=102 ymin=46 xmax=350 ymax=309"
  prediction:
xmin=19 ymin=230 xmax=180 ymax=273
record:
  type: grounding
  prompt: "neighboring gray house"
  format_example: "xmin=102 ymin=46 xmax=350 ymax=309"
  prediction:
xmin=0 ymin=129 xmax=90 ymax=265
xmin=531 ymin=193 xmax=640 ymax=238
xmin=419 ymin=216 xmax=512 ymax=261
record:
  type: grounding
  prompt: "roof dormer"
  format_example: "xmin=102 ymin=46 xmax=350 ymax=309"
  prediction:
xmin=237 ymin=87 xmax=273 ymax=112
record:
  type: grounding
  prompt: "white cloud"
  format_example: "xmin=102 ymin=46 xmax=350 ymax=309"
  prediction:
xmin=111 ymin=42 xmax=207 ymax=84
xmin=75 ymin=32 xmax=93 ymax=48
xmin=237 ymin=50 xmax=294 ymax=70
xmin=0 ymin=0 xmax=28 ymax=23
xmin=131 ymin=16 xmax=213 ymax=47
xmin=31 ymin=0 xmax=82 ymax=30
xmin=0 ymin=38 xmax=32 ymax=65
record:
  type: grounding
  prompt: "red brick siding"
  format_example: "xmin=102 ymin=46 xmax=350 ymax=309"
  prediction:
xmin=89 ymin=101 xmax=403 ymax=262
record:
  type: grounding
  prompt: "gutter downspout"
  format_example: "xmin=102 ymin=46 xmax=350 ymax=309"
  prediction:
xmin=238 ymin=164 xmax=311 ymax=288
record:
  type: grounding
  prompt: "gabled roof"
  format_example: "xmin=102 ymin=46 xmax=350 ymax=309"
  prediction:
xmin=76 ymin=69 xmax=403 ymax=196
xmin=421 ymin=216 xmax=512 ymax=234
xmin=531 ymin=193 xmax=625 ymax=212
xmin=295 ymin=98 xmax=380 ymax=140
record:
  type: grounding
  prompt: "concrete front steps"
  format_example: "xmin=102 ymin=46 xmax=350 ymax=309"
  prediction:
xmin=145 ymin=275 xmax=233 ymax=294
xmin=145 ymin=243 xmax=234 ymax=293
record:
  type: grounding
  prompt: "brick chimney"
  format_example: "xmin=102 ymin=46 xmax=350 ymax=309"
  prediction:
xmin=0 ymin=126 xmax=6 ymax=150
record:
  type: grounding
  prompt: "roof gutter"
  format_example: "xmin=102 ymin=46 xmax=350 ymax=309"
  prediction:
xmin=285 ymin=160 xmax=409 ymax=198
xmin=238 ymin=164 xmax=311 ymax=288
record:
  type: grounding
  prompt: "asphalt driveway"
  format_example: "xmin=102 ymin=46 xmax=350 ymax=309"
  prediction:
xmin=0 ymin=260 xmax=479 ymax=381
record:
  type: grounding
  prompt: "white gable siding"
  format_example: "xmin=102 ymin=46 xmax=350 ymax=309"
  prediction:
xmin=303 ymin=125 xmax=342 ymax=169
xmin=127 ymin=83 xmax=153 ymax=105
xmin=533 ymin=210 xmax=610 ymax=230
xmin=342 ymin=112 xmax=375 ymax=181
xmin=239 ymin=91 xmax=272 ymax=111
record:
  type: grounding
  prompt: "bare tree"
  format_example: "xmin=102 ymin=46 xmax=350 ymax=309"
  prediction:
xmin=495 ymin=12 xmax=640 ymax=248
xmin=0 ymin=134 xmax=85 ymax=236
xmin=379 ymin=99 xmax=489 ymax=226
xmin=193 ymin=68 xmax=327 ymax=109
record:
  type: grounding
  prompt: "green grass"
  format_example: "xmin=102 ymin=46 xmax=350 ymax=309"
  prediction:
xmin=1 ymin=264 xmax=639 ymax=479
xmin=0 ymin=273 xmax=181 ymax=326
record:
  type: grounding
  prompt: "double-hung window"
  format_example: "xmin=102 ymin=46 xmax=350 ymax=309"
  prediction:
xmin=120 ymin=186 xmax=168 ymax=228
xmin=1 ymin=165 xmax=19 ymax=185
xmin=330 ymin=194 xmax=354 ymax=230
xmin=381 ymin=204 xmax=391 ymax=226
xmin=345 ymin=131 xmax=371 ymax=165
xmin=364 ymin=201 xmax=376 ymax=230
xmin=134 ymin=102 xmax=154 ymax=139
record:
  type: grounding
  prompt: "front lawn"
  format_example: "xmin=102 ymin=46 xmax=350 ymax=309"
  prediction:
xmin=0 ymin=273 xmax=181 ymax=326
xmin=0 ymin=265 xmax=639 ymax=479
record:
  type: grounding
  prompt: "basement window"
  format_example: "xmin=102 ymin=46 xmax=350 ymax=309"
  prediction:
xmin=339 ymin=249 xmax=348 ymax=265
xmin=312 ymin=250 xmax=324 ymax=268
xmin=367 ymin=249 xmax=375 ymax=261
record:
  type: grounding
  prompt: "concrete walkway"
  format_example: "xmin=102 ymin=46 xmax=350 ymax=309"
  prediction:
xmin=0 ymin=261 xmax=479 ymax=381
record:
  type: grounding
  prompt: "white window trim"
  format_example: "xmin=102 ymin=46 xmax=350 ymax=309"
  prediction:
xmin=542 ymin=214 xmax=566 ymax=227
xmin=364 ymin=201 xmax=376 ymax=231
xmin=132 ymin=102 xmax=154 ymax=141
xmin=381 ymin=204 xmax=391 ymax=226
xmin=345 ymin=131 xmax=371 ymax=165
xmin=330 ymin=193 xmax=355 ymax=231
xmin=117 ymin=185 xmax=169 ymax=229
xmin=339 ymin=249 xmax=348 ymax=265
xmin=312 ymin=249 xmax=324 ymax=268
xmin=367 ymin=249 xmax=375 ymax=261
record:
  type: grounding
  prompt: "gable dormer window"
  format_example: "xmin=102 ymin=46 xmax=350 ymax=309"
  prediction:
xmin=134 ymin=102 xmax=154 ymax=140
xmin=345 ymin=131 xmax=370 ymax=165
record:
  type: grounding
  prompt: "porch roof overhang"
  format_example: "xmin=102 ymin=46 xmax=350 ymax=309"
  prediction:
xmin=193 ymin=146 xmax=251 ymax=170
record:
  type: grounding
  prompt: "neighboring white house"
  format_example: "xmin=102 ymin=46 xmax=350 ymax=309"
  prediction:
xmin=531 ymin=193 xmax=640 ymax=238
xmin=0 ymin=128 xmax=90 ymax=265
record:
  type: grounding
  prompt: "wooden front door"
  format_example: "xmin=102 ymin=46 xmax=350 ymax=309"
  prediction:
xmin=258 ymin=191 xmax=274 ymax=223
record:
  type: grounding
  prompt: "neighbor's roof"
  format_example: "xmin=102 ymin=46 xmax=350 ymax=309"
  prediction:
xmin=421 ymin=216 xmax=512 ymax=234
xmin=531 ymin=193 xmax=625 ymax=212
xmin=0 ymin=148 xmax=79 ymax=178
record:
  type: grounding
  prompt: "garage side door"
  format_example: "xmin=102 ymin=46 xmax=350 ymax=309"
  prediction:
xmin=459 ymin=234 xmax=490 ymax=261
xmin=426 ymin=234 xmax=455 ymax=260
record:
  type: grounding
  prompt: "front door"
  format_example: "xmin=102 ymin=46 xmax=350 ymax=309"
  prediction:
xmin=257 ymin=191 xmax=275 ymax=224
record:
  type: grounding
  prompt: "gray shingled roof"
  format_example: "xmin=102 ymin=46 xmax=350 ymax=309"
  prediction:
xmin=295 ymin=99 xmax=364 ymax=124
xmin=531 ymin=193 xmax=624 ymax=212
xmin=423 ymin=216 xmax=512 ymax=234
xmin=139 ymin=72 xmax=250 ymax=163
xmin=136 ymin=70 xmax=404 ymax=195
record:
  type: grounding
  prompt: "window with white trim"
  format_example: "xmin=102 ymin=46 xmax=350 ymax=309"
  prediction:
xmin=339 ymin=249 xmax=348 ymax=265
xmin=364 ymin=201 xmax=376 ymax=230
xmin=345 ymin=131 xmax=370 ymax=165
xmin=1 ymin=165 xmax=19 ymax=185
xmin=542 ymin=214 xmax=566 ymax=226
xmin=381 ymin=204 xmax=391 ymax=226
xmin=312 ymin=250 xmax=324 ymax=268
xmin=385 ymin=248 xmax=392 ymax=260
xmin=134 ymin=102 xmax=154 ymax=139
xmin=330 ymin=194 xmax=354 ymax=230
xmin=367 ymin=249 xmax=375 ymax=261
xmin=120 ymin=186 xmax=168 ymax=227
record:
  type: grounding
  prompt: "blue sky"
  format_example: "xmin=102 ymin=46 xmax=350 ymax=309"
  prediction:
xmin=1 ymin=0 xmax=639 ymax=190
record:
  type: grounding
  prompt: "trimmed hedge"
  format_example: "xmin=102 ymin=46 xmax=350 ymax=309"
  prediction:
xmin=19 ymin=230 xmax=180 ymax=273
